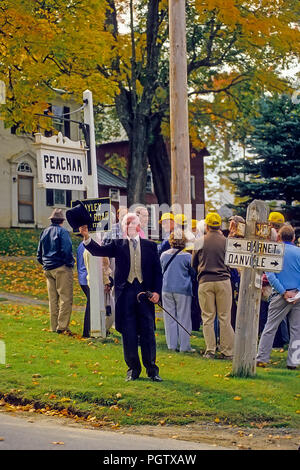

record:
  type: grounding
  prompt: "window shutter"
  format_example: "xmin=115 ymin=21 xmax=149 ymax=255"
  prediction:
xmin=46 ymin=189 xmax=54 ymax=206
xmin=66 ymin=190 xmax=72 ymax=207
xmin=63 ymin=106 xmax=70 ymax=138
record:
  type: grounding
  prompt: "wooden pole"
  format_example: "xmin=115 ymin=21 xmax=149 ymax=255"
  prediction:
xmin=169 ymin=0 xmax=191 ymax=217
xmin=232 ymin=200 xmax=269 ymax=377
xmin=83 ymin=90 xmax=106 ymax=338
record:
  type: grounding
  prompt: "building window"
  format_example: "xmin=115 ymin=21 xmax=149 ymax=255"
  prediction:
xmin=17 ymin=162 xmax=34 ymax=223
xmin=44 ymin=105 xmax=71 ymax=138
xmin=109 ymin=188 xmax=120 ymax=202
xmin=46 ymin=189 xmax=72 ymax=207
xmin=17 ymin=162 xmax=32 ymax=173
xmin=54 ymin=189 xmax=66 ymax=206
xmin=191 ymin=175 xmax=196 ymax=200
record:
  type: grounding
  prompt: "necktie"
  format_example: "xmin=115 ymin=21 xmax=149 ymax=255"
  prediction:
xmin=131 ymin=238 xmax=137 ymax=250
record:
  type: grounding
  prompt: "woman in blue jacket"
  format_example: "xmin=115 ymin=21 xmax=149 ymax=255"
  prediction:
xmin=160 ymin=230 xmax=195 ymax=352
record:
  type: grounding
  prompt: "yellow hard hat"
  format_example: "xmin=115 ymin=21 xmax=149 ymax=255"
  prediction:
xmin=174 ymin=214 xmax=187 ymax=226
xmin=268 ymin=212 xmax=285 ymax=224
xmin=205 ymin=212 xmax=222 ymax=227
xmin=159 ymin=212 xmax=174 ymax=223
xmin=191 ymin=219 xmax=198 ymax=229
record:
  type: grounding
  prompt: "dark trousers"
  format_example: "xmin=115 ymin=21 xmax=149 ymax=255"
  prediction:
xmin=80 ymin=284 xmax=90 ymax=338
xmin=120 ymin=280 xmax=159 ymax=378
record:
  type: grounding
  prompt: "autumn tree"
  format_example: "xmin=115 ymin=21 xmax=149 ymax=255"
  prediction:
xmin=229 ymin=94 xmax=300 ymax=224
xmin=0 ymin=0 xmax=116 ymax=131
xmin=2 ymin=0 xmax=300 ymax=207
xmin=103 ymin=0 xmax=300 ymax=205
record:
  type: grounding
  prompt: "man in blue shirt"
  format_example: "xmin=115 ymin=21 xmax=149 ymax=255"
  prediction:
xmin=37 ymin=208 xmax=74 ymax=334
xmin=257 ymin=224 xmax=300 ymax=369
xmin=76 ymin=241 xmax=90 ymax=337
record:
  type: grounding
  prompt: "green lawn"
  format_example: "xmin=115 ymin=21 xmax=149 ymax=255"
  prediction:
xmin=0 ymin=228 xmax=299 ymax=430
xmin=0 ymin=302 xmax=299 ymax=429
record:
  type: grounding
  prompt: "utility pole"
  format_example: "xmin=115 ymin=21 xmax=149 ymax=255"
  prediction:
xmin=169 ymin=0 xmax=191 ymax=218
xmin=83 ymin=89 xmax=106 ymax=338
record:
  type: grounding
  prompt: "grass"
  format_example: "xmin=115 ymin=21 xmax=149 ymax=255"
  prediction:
xmin=0 ymin=228 xmax=85 ymax=306
xmin=0 ymin=303 xmax=300 ymax=429
xmin=0 ymin=257 xmax=85 ymax=306
xmin=0 ymin=227 xmax=82 ymax=257
xmin=0 ymin=228 xmax=299 ymax=430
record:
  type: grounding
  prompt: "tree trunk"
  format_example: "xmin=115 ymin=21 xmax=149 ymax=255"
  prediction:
xmin=127 ymin=114 xmax=149 ymax=206
xmin=148 ymin=118 xmax=171 ymax=205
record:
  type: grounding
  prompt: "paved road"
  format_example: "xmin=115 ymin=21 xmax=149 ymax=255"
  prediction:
xmin=0 ymin=413 xmax=231 ymax=450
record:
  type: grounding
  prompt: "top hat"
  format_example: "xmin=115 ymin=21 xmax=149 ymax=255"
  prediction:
xmin=66 ymin=200 xmax=93 ymax=231
xmin=48 ymin=208 xmax=65 ymax=220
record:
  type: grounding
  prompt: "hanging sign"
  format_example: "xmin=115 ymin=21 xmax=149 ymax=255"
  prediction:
xmin=34 ymin=132 xmax=87 ymax=191
xmin=71 ymin=198 xmax=111 ymax=233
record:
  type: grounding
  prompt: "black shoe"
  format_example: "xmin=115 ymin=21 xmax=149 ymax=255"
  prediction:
xmin=150 ymin=375 xmax=163 ymax=382
xmin=287 ymin=365 xmax=297 ymax=370
xmin=125 ymin=376 xmax=139 ymax=382
xmin=57 ymin=329 xmax=74 ymax=336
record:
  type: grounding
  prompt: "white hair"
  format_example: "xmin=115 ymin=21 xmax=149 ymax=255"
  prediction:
xmin=121 ymin=212 xmax=141 ymax=228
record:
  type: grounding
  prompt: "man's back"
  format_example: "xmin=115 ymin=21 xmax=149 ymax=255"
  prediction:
xmin=37 ymin=224 xmax=74 ymax=270
xmin=192 ymin=230 xmax=230 ymax=283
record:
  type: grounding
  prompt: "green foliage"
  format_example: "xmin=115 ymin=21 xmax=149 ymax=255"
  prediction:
xmin=104 ymin=153 xmax=128 ymax=179
xmin=229 ymin=94 xmax=300 ymax=224
xmin=0 ymin=228 xmax=81 ymax=257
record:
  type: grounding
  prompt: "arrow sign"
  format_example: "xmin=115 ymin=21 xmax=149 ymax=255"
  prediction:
xmin=233 ymin=242 xmax=241 ymax=248
xmin=225 ymin=251 xmax=284 ymax=272
xmin=226 ymin=238 xmax=285 ymax=256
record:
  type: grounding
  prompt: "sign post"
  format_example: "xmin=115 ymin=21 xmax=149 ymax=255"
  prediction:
xmin=225 ymin=200 xmax=284 ymax=377
xmin=83 ymin=89 xmax=107 ymax=338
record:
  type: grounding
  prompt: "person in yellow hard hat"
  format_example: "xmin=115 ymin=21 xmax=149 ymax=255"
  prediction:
xmin=174 ymin=213 xmax=195 ymax=250
xmin=192 ymin=212 xmax=234 ymax=360
xmin=269 ymin=211 xmax=285 ymax=242
xmin=158 ymin=213 xmax=175 ymax=257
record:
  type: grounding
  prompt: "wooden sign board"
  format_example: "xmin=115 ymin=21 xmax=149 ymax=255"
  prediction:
xmin=226 ymin=238 xmax=285 ymax=256
xmin=71 ymin=197 xmax=111 ymax=233
xmin=34 ymin=132 xmax=87 ymax=191
xmin=225 ymin=251 xmax=284 ymax=272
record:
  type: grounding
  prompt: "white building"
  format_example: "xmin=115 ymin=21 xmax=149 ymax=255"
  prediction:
xmin=0 ymin=95 xmax=85 ymax=229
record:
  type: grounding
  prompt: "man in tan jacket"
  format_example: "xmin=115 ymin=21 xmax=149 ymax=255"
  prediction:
xmin=192 ymin=212 xmax=234 ymax=360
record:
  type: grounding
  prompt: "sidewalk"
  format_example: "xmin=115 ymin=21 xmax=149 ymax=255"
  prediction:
xmin=0 ymin=291 xmax=83 ymax=311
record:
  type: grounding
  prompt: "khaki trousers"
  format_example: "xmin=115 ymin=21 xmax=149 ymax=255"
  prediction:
xmin=44 ymin=265 xmax=73 ymax=332
xmin=198 ymin=279 xmax=234 ymax=356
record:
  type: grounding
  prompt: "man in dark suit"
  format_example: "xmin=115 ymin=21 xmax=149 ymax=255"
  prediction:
xmin=79 ymin=213 xmax=163 ymax=382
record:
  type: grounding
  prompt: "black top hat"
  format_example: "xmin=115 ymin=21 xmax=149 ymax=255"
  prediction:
xmin=66 ymin=200 xmax=93 ymax=231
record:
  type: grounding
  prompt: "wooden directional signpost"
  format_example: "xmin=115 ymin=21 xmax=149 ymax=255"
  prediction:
xmin=225 ymin=200 xmax=285 ymax=377
xmin=225 ymin=238 xmax=284 ymax=272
